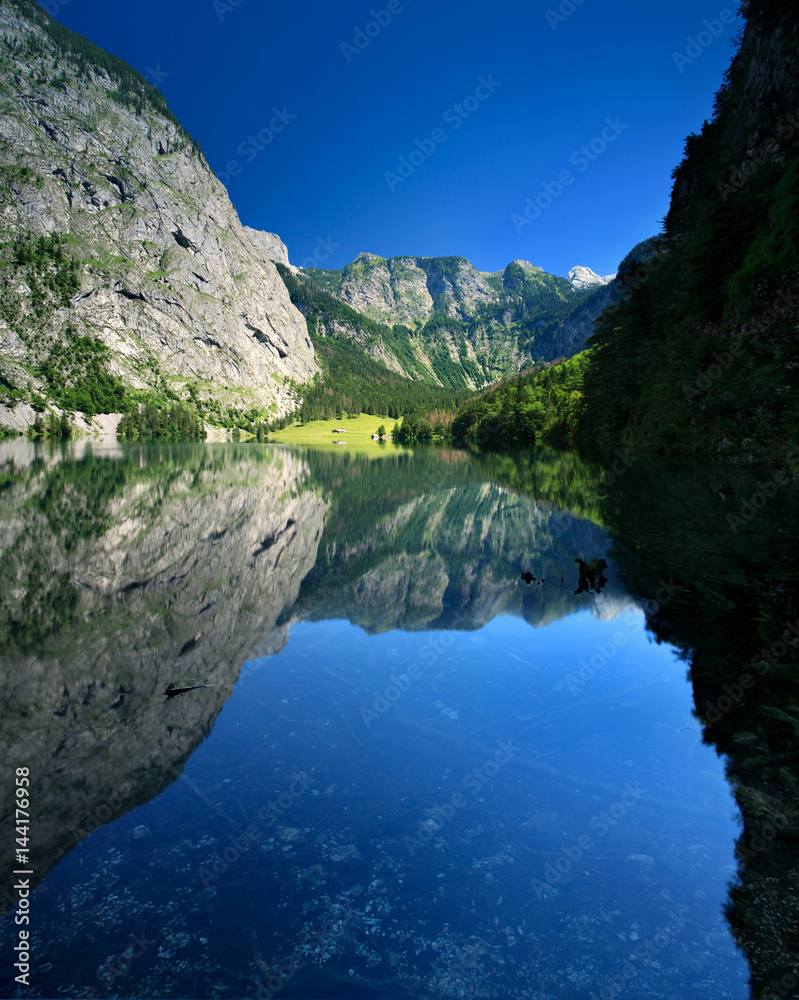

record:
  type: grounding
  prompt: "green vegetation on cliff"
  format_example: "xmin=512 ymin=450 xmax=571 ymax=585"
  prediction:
xmin=299 ymin=255 xmax=595 ymax=388
xmin=580 ymin=0 xmax=799 ymax=462
xmin=5 ymin=0 xmax=202 ymax=154
xmin=275 ymin=264 xmax=471 ymax=419
xmin=452 ymin=353 xmax=590 ymax=448
xmin=276 ymin=262 xmax=439 ymax=384
xmin=300 ymin=337 xmax=470 ymax=422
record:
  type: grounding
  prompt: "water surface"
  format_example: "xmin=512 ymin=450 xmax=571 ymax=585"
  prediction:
xmin=2 ymin=440 xmax=796 ymax=999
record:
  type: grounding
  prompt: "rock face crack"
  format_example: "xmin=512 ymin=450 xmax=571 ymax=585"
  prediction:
xmin=38 ymin=117 xmax=58 ymax=142
xmin=193 ymin=335 xmax=223 ymax=350
xmin=252 ymin=519 xmax=297 ymax=561
xmin=245 ymin=321 xmax=289 ymax=358
xmin=114 ymin=284 xmax=146 ymax=302
xmin=173 ymin=227 xmax=198 ymax=253
xmin=105 ymin=174 xmax=131 ymax=203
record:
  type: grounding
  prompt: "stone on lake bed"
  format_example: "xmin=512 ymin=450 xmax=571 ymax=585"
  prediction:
xmin=277 ymin=826 xmax=303 ymax=842
xmin=328 ymin=844 xmax=362 ymax=863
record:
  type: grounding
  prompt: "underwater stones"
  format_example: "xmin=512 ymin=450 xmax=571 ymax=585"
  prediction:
xmin=132 ymin=824 xmax=151 ymax=839
xmin=277 ymin=826 xmax=304 ymax=843
xmin=328 ymin=844 xmax=362 ymax=864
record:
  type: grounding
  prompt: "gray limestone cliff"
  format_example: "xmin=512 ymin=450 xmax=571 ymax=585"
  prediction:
xmin=298 ymin=253 xmax=607 ymax=389
xmin=337 ymin=252 xmax=496 ymax=326
xmin=553 ymin=278 xmax=623 ymax=358
xmin=0 ymin=3 xmax=316 ymax=426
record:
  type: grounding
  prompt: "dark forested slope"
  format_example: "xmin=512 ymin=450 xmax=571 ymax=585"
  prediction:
xmin=581 ymin=0 xmax=799 ymax=464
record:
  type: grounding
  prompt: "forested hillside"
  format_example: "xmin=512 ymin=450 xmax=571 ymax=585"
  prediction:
xmin=298 ymin=336 xmax=470 ymax=423
xmin=451 ymin=353 xmax=590 ymax=448
xmin=580 ymin=0 xmax=799 ymax=462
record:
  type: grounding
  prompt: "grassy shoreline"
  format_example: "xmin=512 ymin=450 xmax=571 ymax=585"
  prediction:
xmin=268 ymin=412 xmax=395 ymax=451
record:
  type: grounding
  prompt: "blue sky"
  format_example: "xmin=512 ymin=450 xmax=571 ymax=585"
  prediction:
xmin=53 ymin=0 xmax=743 ymax=278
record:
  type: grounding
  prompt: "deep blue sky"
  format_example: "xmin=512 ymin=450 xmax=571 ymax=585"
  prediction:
xmin=53 ymin=0 xmax=743 ymax=278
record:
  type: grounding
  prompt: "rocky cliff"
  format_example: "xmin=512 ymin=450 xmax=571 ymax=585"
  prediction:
xmin=298 ymin=253 xmax=614 ymax=389
xmin=0 ymin=1 xmax=316 ymax=431
xmin=553 ymin=278 xmax=623 ymax=358
xmin=334 ymin=252 xmax=496 ymax=326
xmin=567 ymin=265 xmax=615 ymax=290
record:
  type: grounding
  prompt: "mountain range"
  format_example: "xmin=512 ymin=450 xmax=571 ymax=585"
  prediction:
xmin=299 ymin=253 xmax=616 ymax=389
xmin=0 ymin=0 xmax=794 ymax=466
xmin=286 ymin=253 xmax=619 ymax=390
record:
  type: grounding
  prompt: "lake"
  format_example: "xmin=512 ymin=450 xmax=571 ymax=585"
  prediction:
xmin=1 ymin=439 xmax=798 ymax=1000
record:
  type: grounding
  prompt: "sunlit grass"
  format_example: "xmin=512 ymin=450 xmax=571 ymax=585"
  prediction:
xmin=269 ymin=412 xmax=399 ymax=453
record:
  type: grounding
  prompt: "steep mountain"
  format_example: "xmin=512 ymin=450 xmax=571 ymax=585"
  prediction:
xmin=566 ymin=265 xmax=615 ymax=290
xmin=581 ymin=0 xmax=799 ymax=462
xmin=553 ymin=279 xmax=622 ymax=359
xmin=0 ymin=0 xmax=315 ymax=433
xmin=298 ymin=253 xmax=613 ymax=390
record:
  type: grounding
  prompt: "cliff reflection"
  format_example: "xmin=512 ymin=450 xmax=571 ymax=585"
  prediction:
xmin=288 ymin=446 xmax=633 ymax=632
xmin=0 ymin=443 xmax=637 ymax=916
xmin=0 ymin=443 xmax=328 ymax=910
xmin=591 ymin=457 xmax=799 ymax=999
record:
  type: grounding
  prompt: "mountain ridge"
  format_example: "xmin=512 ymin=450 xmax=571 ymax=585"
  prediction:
xmin=0 ymin=0 xmax=634 ymax=434
xmin=295 ymin=251 xmax=622 ymax=390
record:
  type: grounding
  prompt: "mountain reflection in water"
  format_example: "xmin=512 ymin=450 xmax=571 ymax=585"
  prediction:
xmin=0 ymin=440 xmax=795 ymax=999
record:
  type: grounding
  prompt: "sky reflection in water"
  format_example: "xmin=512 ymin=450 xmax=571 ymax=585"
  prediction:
xmin=0 ymin=443 xmax=751 ymax=999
